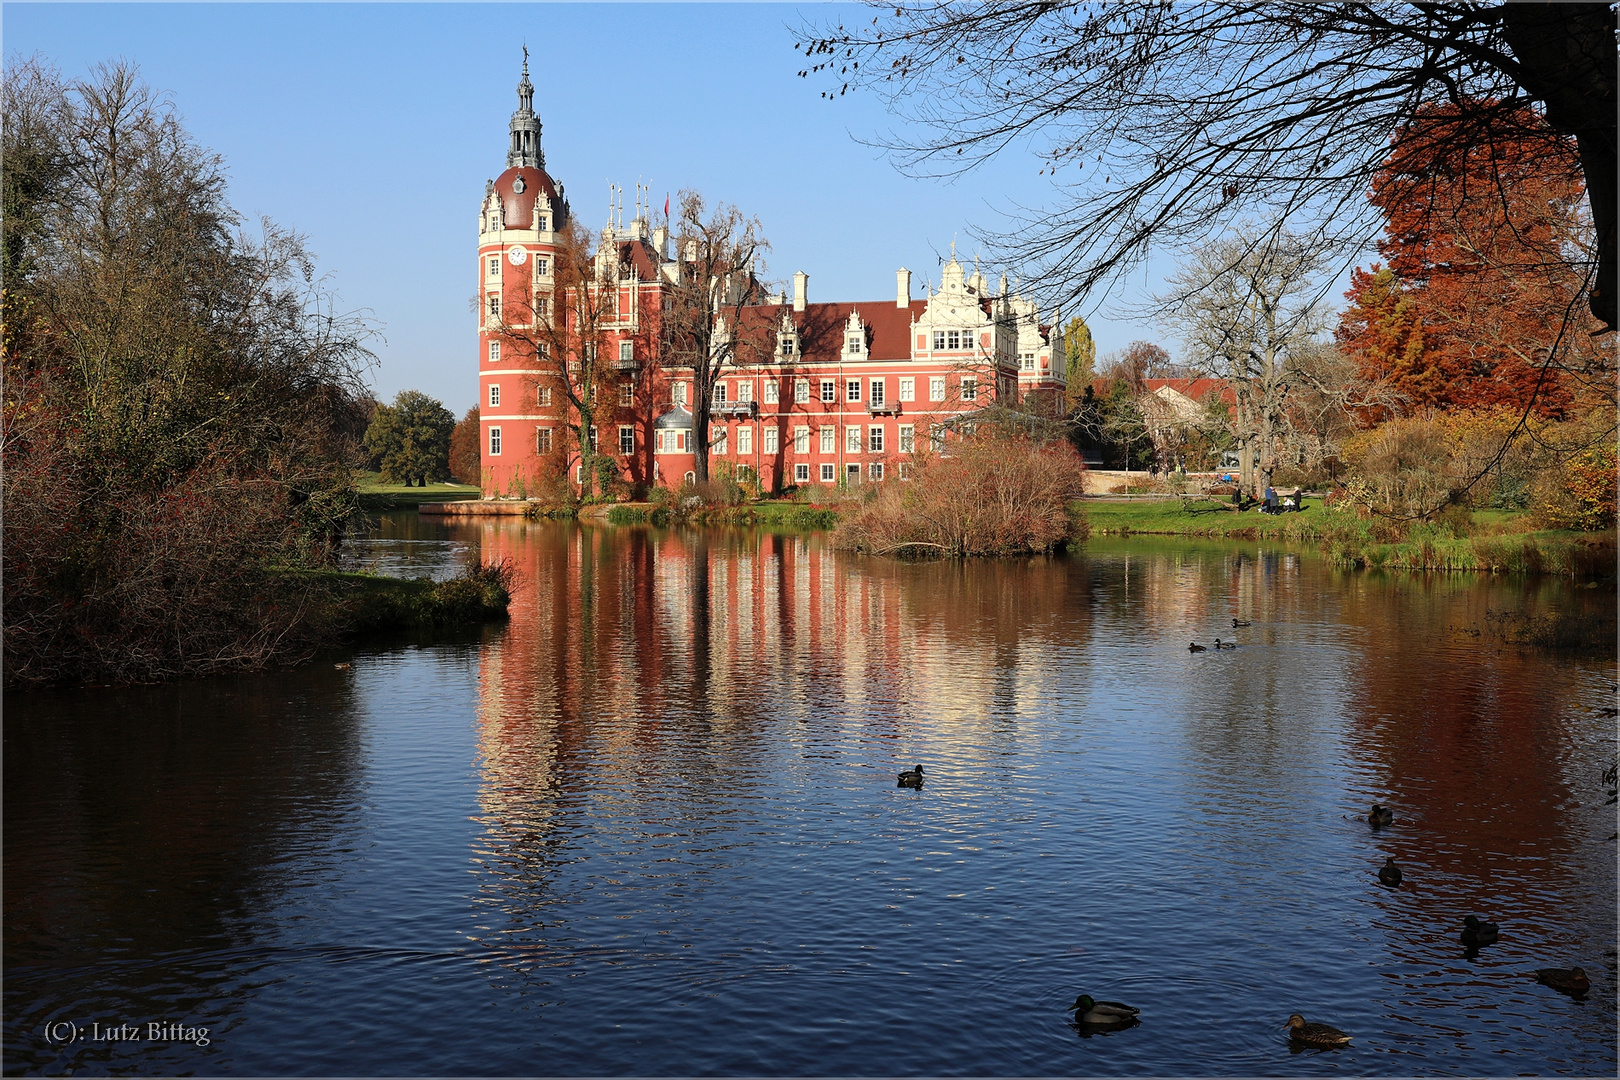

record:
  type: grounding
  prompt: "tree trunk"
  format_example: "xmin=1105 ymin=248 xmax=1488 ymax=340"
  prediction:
xmin=691 ymin=392 xmax=712 ymax=483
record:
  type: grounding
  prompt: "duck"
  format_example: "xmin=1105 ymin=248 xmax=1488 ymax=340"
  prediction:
xmin=896 ymin=764 xmax=924 ymax=788
xmin=333 ymin=662 xmax=352 ymax=670
xmin=1377 ymin=857 xmax=1402 ymax=887
xmin=1232 ymin=618 xmax=1253 ymax=628
xmin=1189 ymin=642 xmax=1207 ymax=652
xmin=1460 ymin=914 xmax=1500 ymax=947
xmin=1531 ymin=966 xmax=1590 ymax=994
xmin=1286 ymin=1014 xmax=1351 ymax=1047
xmin=1067 ymin=995 xmax=1140 ymax=1025
xmin=1367 ymin=804 xmax=1394 ymax=827
xmin=1214 ymin=638 xmax=1236 ymax=649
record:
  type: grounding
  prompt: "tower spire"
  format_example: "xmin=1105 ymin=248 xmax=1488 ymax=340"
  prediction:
xmin=507 ymin=52 xmax=544 ymax=170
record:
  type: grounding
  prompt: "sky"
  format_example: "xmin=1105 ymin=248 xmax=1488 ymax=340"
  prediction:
xmin=8 ymin=3 xmax=1223 ymax=411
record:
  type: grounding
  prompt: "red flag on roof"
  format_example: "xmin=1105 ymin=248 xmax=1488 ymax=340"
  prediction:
xmin=663 ymin=194 xmax=669 ymax=219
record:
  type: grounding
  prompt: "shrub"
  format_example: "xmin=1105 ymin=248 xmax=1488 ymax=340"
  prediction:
xmin=833 ymin=435 xmax=1088 ymax=556
xmin=1532 ymin=447 xmax=1617 ymax=531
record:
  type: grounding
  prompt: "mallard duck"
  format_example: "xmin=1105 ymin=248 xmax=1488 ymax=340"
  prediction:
xmin=1460 ymin=914 xmax=1499 ymax=947
xmin=1067 ymin=995 xmax=1139 ymax=1025
xmin=1189 ymin=642 xmax=1207 ymax=652
xmin=897 ymin=764 xmax=924 ymax=787
xmin=1532 ymin=966 xmax=1590 ymax=994
xmin=1232 ymin=618 xmax=1253 ymax=628
xmin=1214 ymin=638 xmax=1236 ymax=649
xmin=1377 ymin=857 xmax=1402 ymax=887
xmin=1286 ymin=1014 xmax=1351 ymax=1047
xmin=1367 ymin=804 xmax=1394 ymax=827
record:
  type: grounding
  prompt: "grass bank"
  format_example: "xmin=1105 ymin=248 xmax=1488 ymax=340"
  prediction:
xmin=601 ymin=501 xmax=840 ymax=529
xmin=1080 ymin=497 xmax=1614 ymax=577
xmin=355 ymin=472 xmax=481 ymax=510
xmin=319 ymin=560 xmax=514 ymax=635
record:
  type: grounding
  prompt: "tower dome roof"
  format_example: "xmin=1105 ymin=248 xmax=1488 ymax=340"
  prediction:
xmin=654 ymin=405 xmax=693 ymax=430
xmin=493 ymin=166 xmax=562 ymax=230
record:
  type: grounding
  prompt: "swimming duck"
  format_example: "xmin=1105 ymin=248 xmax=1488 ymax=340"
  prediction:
xmin=1286 ymin=1014 xmax=1351 ymax=1047
xmin=1189 ymin=642 xmax=1207 ymax=652
xmin=333 ymin=662 xmax=352 ymax=670
xmin=1367 ymin=804 xmax=1394 ymax=827
xmin=1232 ymin=618 xmax=1253 ymax=628
xmin=1531 ymin=966 xmax=1590 ymax=994
xmin=1214 ymin=638 xmax=1236 ymax=649
xmin=1460 ymin=914 xmax=1499 ymax=947
xmin=897 ymin=764 xmax=924 ymax=788
xmin=1377 ymin=857 xmax=1402 ymax=887
xmin=1067 ymin=995 xmax=1140 ymax=1025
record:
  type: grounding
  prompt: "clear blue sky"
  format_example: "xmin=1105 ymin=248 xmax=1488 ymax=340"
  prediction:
xmin=7 ymin=3 xmax=1184 ymax=411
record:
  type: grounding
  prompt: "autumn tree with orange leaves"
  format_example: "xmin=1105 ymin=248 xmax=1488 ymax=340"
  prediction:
xmin=1337 ymin=105 xmax=1607 ymax=422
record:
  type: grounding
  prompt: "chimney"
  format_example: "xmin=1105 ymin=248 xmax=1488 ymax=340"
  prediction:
xmin=896 ymin=267 xmax=911 ymax=308
xmin=652 ymin=225 xmax=667 ymax=260
xmin=793 ymin=270 xmax=808 ymax=312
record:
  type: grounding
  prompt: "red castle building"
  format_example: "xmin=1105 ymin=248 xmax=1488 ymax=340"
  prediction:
xmin=477 ymin=61 xmax=1066 ymax=497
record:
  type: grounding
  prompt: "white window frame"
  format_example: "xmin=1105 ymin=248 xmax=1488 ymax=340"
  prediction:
xmin=536 ymin=215 xmax=548 ymax=232
xmin=961 ymin=377 xmax=977 ymax=402
xmin=763 ymin=427 xmax=778 ymax=453
xmin=820 ymin=463 xmax=836 ymax=483
xmin=820 ymin=379 xmax=836 ymax=403
xmin=869 ymin=379 xmax=885 ymax=405
xmin=846 ymin=379 xmax=861 ymax=402
xmin=488 ymin=383 xmax=501 ymax=407
xmin=537 ymin=386 xmax=551 ymax=407
xmin=713 ymin=382 xmax=728 ymax=404
xmin=795 ymin=378 xmax=810 ymax=403
xmin=737 ymin=426 xmax=753 ymax=455
xmin=929 ymin=376 xmax=946 ymax=402
xmin=899 ymin=461 xmax=913 ymax=480
xmin=870 ymin=462 xmax=884 ymax=481
xmin=764 ymin=380 xmax=780 ymax=404
xmin=619 ymin=384 xmax=634 ymax=406
xmin=488 ymin=426 xmax=502 ymax=455
xmin=868 ymin=426 xmax=884 ymax=453
xmin=535 ymin=257 xmax=550 ymax=278
xmin=899 ymin=424 xmax=915 ymax=453
xmin=846 ymin=425 xmax=861 ymax=453
xmin=488 ymin=257 xmax=500 ymax=278
xmin=536 ymin=427 xmax=552 ymax=453
xmin=795 ymin=463 xmax=810 ymax=483
xmin=899 ymin=376 xmax=914 ymax=401
xmin=794 ymin=426 xmax=810 ymax=454
xmin=712 ymin=426 xmax=728 ymax=455
xmin=618 ymin=425 xmax=634 ymax=455
xmin=488 ymin=341 xmax=501 ymax=363
xmin=619 ymin=340 xmax=634 ymax=362
xmin=737 ymin=381 xmax=753 ymax=403
xmin=819 ymin=427 xmax=835 ymax=453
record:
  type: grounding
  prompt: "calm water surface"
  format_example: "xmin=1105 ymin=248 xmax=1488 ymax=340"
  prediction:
xmin=6 ymin=513 xmax=1616 ymax=1075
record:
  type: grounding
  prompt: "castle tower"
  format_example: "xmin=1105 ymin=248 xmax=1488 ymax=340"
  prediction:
xmin=479 ymin=54 xmax=570 ymax=496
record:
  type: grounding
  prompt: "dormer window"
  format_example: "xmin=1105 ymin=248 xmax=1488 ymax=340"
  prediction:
xmin=846 ymin=334 xmax=863 ymax=355
xmin=536 ymin=215 xmax=548 ymax=232
xmin=779 ymin=334 xmax=797 ymax=356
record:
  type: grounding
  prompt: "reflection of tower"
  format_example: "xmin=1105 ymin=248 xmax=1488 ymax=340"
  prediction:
xmin=478 ymin=57 xmax=570 ymax=495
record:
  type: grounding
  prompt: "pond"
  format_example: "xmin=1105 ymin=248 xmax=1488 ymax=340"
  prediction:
xmin=5 ymin=514 xmax=1615 ymax=1075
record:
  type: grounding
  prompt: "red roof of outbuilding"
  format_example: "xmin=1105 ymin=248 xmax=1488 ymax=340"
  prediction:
xmin=1144 ymin=377 xmax=1234 ymax=404
xmin=495 ymin=166 xmax=561 ymax=229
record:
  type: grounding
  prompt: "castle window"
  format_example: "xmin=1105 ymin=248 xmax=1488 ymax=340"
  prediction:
xmin=820 ymin=427 xmax=835 ymax=453
xmin=763 ymin=380 xmax=779 ymax=404
xmin=737 ymin=427 xmax=752 ymax=454
xmin=619 ymin=425 xmax=634 ymax=454
xmin=846 ymin=380 xmax=860 ymax=402
xmin=488 ymin=384 xmax=500 ymax=407
xmin=869 ymin=426 xmax=884 ymax=453
xmin=846 ymin=333 xmax=863 ymax=354
xmin=488 ymin=341 xmax=500 ymax=363
xmin=794 ymin=427 xmax=809 ymax=453
xmin=620 ymin=341 xmax=634 ymax=362
xmin=869 ymin=379 xmax=884 ymax=405
xmin=537 ymin=386 xmax=551 ymax=407
xmin=488 ymin=295 xmax=500 ymax=318
xmin=846 ymin=426 xmax=861 ymax=453
xmin=869 ymin=462 xmax=884 ymax=481
xmin=488 ymin=427 xmax=502 ymax=455
xmin=899 ymin=425 xmax=915 ymax=452
xmin=779 ymin=335 xmax=796 ymax=356
xmin=1020 ymin=354 xmax=1035 ymax=371
xmin=795 ymin=463 xmax=810 ymax=483
xmin=588 ymin=425 xmax=598 ymax=452
xmin=673 ymin=382 xmax=687 ymax=406
xmin=763 ymin=427 xmax=778 ymax=453
xmin=899 ymin=462 xmax=912 ymax=479
xmin=536 ymin=428 xmax=552 ymax=453
xmin=820 ymin=464 xmax=835 ymax=483
xmin=961 ymin=377 xmax=977 ymax=402
xmin=711 ymin=427 xmax=727 ymax=455
xmin=619 ymin=384 xmax=633 ymax=406
xmin=713 ymin=383 xmax=728 ymax=403
xmin=929 ymin=377 xmax=946 ymax=402
xmin=536 ymin=215 xmax=548 ymax=232
xmin=737 ymin=381 xmax=753 ymax=403
xmin=488 ymin=257 xmax=500 ymax=277
xmin=820 ymin=380 xmax=836 ymax=403
xmin=795 ymin=378 xmax=810 ymax=403
xmin=535 ymin=258 xmax=549 ymax=277
xmin=899 ymin=377 xmax=914 ymax=401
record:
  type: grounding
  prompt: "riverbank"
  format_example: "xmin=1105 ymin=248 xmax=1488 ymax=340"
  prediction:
xmin=1080 ymin=496 xmax=1615 ymax=577
xmin=323 ymin=562 xmax=513 ymax=635
xmin=356 ymin=474 xmax=481 ymax=511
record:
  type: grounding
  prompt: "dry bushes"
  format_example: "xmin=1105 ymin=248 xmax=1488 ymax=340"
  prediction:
xmin=833 ymin=436 xmax=1087 ymax=556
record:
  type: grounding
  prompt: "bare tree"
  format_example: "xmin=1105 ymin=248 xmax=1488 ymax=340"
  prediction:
xmin=1159 ymin=233 xmax=1328 ymax=498
xmin=795 ymin=3 xmax=1615 ymax=333
xmin=662 ymin=190 xmax=771 ymax=483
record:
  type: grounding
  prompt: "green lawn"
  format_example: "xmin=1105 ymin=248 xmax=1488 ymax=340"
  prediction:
xmin=355 ymin=472 xmax=481 ymax=509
